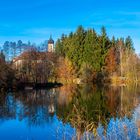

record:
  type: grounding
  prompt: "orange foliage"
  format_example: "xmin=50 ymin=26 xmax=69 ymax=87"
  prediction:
xmin=105 ymin=47 xmax=117 ymax=75
xmin=57 ymin=57 xmax=75 ymax=82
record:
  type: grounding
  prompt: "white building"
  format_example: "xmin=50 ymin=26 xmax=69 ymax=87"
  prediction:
xmin=48 ymin=36 xmax=54 ymax=52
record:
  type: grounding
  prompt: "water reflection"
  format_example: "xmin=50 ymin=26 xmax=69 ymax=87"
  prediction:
xmin=0 ymin=90 xmax=56 ymax=126
xmin=0 ymin=84 xmax=140 ymax=139
xmin=56 ymin=84 xmax=140 ymax=139
xmin=0 ymin=89 xmax=76 ymax=140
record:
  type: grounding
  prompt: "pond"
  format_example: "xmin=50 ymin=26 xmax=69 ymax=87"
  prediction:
xmin=0 ymin=84 xmax=140 ymax=140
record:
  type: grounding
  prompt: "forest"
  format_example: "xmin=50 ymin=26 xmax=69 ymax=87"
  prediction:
xmin=55 ymin=26 xmax=140 ymax=84
xmin=0 ymin=26 xmax=140 ymax=89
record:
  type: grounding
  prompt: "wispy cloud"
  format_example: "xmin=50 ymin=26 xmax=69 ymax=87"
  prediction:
xmin=88 ymin=10 xmax=140 ymax=29
xmin=0 ymin=27 xmax=75 ymax=45
xmin=117 ymin=11 xmax=140 ymax=16
xmin=23 ymin=27 xmax=73 ymax=36
xmin=85 ymin=10 xmax=140 ymax=53
xmin=90 ymin=19 xmax=140 ymax=28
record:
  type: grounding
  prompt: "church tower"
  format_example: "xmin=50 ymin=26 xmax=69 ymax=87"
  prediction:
xmin=48 ymin=36 xmax=54 ymax=52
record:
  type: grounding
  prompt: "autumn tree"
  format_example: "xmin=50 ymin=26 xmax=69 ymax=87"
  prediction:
xmin=56 ymin=57 xmax=76 ymax=83
xmin=105 ymin=47 xmax=117 ymax=76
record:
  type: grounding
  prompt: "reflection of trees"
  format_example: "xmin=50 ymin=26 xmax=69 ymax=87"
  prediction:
xmin=57 ymin=85 xmax=110 ymax=133
xmin=104 ymin=86 xmax=121 ymax=116
xmin=119 ymin=85 xmax=140 ymax=117
xmin=56 ymin=85 xmax=77 ymax=106
xmin=0 ymin=84 xmax=140 ymax=134
xmin=16 ymin=89 xmax=57 ymax=126
xmin=56 ymin=85 xmax=77 ymax=122
xmin=104 ymin=85 xmax=140 ymax=117
xmin=0 ymin=89 xmax=56 ymax=127
xmin=0 ymin=92 xmax=16 ymax=121
xmin=56 ymin=84 xmax=140 ymax=134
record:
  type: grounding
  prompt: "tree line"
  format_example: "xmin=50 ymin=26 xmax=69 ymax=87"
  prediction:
xmin=0 ymin=39 xmax=51 ymax=88
xmin=0 ymin=25 xmax=140 ymax=89
xmin=55 ymin=26 xmax=140 ymax=83
xmin=14 ymin=48 xmax=57 ymax=85
xmin=0 ymin=40 xmax=48 ymax=61
xmin=0 ymin=51 xmax=14 ymax=89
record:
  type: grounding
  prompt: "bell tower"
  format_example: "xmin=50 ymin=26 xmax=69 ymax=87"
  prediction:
xmin=48 ymin=35 xmax=54 ymax=52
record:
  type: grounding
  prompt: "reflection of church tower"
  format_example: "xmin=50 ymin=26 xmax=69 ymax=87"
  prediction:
xmin=48 ymin=36 xmax=54 ymax=52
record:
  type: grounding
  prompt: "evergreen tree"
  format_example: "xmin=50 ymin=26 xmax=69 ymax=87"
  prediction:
xmin=125 ymin=36 xmax=134 ymax=51
xmin=99 ymin=26 xmax=110 ymax=68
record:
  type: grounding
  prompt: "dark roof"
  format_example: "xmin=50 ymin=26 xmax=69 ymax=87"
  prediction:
xmin=13 ymin=51 xmax=54 ymax=62
xmin=48 ymin=36 xmax=54 ymax=44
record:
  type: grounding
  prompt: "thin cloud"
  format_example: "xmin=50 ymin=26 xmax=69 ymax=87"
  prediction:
xmin=88 ymin=10 xmax=140 ymax=29
xmin=90 ymin=20 xmax=140 ymax=28
xmin=23 ymin=27 xmax=73 ymax=36
xmin=0 ymin=27 xmax=75 ymax=46
xmin=118 ymin=11 xmax=140 ymax=16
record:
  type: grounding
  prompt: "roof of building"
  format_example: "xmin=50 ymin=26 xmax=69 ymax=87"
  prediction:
xmin=48 ymin=36 xmax=54 ymax=44
xmin=13 ymin=51 xmax=54 ymax=63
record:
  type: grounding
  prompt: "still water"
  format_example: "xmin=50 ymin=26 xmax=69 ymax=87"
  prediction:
xmin=0 ymin=84 xmax=140 ymax=140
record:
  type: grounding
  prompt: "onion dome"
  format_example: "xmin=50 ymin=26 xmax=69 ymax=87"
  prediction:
xmin=48 ymin=35 xmax=54 ymax=44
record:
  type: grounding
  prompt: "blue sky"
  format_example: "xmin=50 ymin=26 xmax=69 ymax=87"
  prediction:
xmin=0 ymin=0 xmax=140 ymax=52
